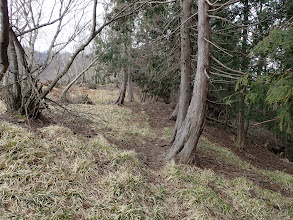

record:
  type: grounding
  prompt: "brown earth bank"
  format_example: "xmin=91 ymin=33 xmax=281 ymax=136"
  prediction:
xmin=0 ymin=85 xmax=292 ymax=197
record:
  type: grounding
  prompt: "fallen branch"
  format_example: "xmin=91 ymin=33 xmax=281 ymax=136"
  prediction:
xmin=251 ymin=117 xmax=280 ymax=126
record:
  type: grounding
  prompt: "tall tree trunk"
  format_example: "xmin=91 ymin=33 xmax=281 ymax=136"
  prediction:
xmin=236 ymin=93 xmax=245 ymax=149
xmin=128 ymin=72 xmax=134 ymax=102
xmin=115 ymin=43 xmax=127 ymax=105
xmin=236 ymin=0 xmax=249 ymax=149
xmin=115 ymin=68 xmax=127 ymax=105
xmin=170 ymin=0 xmax=192 ymax=143
xmin=4 ymin=35 xmax=22 ymax=112
xmin=0 ymin=0 xmax=9 ymax=80
xmin=127 ymin=41 xmax=134 ymax=102
xmin=167 ymin=0 xmax=210 ymax=164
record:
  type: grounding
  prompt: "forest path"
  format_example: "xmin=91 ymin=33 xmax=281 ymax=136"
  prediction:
xmin=110 ymin=98 xmax=293 ymax=197
xmin=1 ymin=85 xmax=292 ymax=197
xmin=115 ymin=101 xmax=175 ymax=169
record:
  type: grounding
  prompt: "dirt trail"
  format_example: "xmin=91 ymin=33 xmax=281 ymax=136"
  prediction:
xmin=1 ymin=85 xmax=292 ymax=196
xmin=120 ymin=100 xmax=293 ymax=197
xmin=111 ymin=101 xmax=174 ymax=169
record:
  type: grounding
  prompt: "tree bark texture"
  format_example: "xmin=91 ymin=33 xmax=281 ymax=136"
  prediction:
xmin=0 ymin=0 xmax=9 ymax=80
xmin=127 ymin=71 xmax=134 ymax=102
xmin=236 ymin=0 xmax=249 ymax=149
xmin=236 ymin=93 xmax=245 ymax=149
xmin=127 ymin=42 xmax=134 ymax=102
xmin=170 ymin=0 xmax=192 ymax=143
xmin=167 ymin=0 xmax=210 ymax=164
xmin=3 ymin=34 xmax=22 ymax=112
xmin=115 ymin=43 xmax=127 ymax=105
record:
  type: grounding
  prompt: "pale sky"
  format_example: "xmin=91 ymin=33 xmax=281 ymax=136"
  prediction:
xmin=10 ymin=0 xmax=106 ymax=53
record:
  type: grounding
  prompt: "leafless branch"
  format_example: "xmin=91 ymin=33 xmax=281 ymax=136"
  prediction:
xmin=211 ymin=55 xmax=246 ymax=75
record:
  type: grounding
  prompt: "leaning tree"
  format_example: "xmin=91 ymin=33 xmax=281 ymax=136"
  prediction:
xmin=0 ymin=0 xmax=148 ymax=118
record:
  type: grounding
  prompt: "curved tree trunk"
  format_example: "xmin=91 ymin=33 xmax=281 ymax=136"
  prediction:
xmin=115 ymin=42 xmax=128 ymax=105
xmin=0 ymin=0 xmax=9 ymax=80
xmin=167 ymin=0 xmax=210 ymax=164
xmin=115 ymin=67 xmax=127 ymax=105
xmin=170 ymin=0 xmax=192 ymax=143
xmin=4 ymin=35 xmax=22 ymax=112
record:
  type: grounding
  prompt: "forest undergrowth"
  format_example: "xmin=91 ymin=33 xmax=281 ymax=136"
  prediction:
xmin=0 ymin=86 xmax=292 ymax=219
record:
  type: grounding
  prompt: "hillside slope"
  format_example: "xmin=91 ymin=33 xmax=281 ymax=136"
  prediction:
xmin=0 ymin=86 xmax=292 ymax=219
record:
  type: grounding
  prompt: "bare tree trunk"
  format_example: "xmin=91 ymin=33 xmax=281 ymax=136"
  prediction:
xmin=236 ymin=0 xmax=249 ymax=149
xmin=236 ymin=94 xmax=245 ymax=149
xmin=167 ymin=0 xmax=210 ymax=164
xmin=170 ymin=0 xmax=192 ymax=143
xmin=4 ymin=34 xmax=22 ymax=112
xmin=0 ymin=0 xmax=9 ymax=80
xmin=115 ymin=43 xmax=127 ymax=105
xmin=115 ymin=68 xmax=127 ymax=105
xmin=127 ymin=42 xmax=134 ymax=102
xmin=128 ymin=72 xmax=134 ymax=102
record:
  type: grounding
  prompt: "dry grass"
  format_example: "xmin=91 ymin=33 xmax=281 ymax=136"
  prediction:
xmin=162 ymin=163 xmax=293 ymax=219
xmin=65 ymin=89 xmax=156 ymax=140
xmin=199 ymin=137 xmax=293 ymax=192
xmin=0 ymin=122 xmax=163 ymax=219
xmin=0 ymin=88 xmax=292 ymax=219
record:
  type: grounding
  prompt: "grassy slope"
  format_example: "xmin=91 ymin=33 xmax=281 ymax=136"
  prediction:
xmin=0 ymin=88 xmax=292 ymax=219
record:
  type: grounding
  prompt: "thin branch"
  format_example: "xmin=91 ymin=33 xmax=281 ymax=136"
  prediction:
xmin=204 ymin=37 xmax=233 ymax=57
xmin=40 ymin=1 xmax=148 ymax=100
xmin=211 ymin=66 xmax=243 ymax=77
xmin=61 ymin=56 xmax=100 ymax=98
xmin=210 ymin=71 xmax=240 ymax=79
xmin=209 ymin=0 xmax=240 ymax=12
xmin=251 ymin=118 xmax=280 ymax=126
xmin=211 ymin=55 xmax=246 ymax=75
xmin=168 ymin=13 xmax=198 ymax=37
xmin=206 ymin=0 xmax=220 ymax=7
xmin=16 ymin=0 xmax=73 ymax=36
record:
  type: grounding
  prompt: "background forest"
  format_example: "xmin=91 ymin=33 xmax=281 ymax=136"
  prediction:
xmin=94 ymin=0 xmax=293 ymax=161
xmin=0 ymin=0 xmax=293 ymax=219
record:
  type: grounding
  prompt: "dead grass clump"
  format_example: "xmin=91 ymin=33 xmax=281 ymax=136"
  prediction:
xmin=1 ymin=87 xmax=293 ymax=219
xmin=88 ymin=89 xmax=119 ymax=105
xmin=73 ymin=102 xmax=155 ymax=140
xmin=198 ymin=137 xmax=293 ymax=192
xmin=161 ymin=162 xmax=293 ymax=219
xmin=94 ymin=171 xmax=166 ymax=219
xmin=73 ymin=94 xmax=94 ymax=104
xmin=0 ymin=122 xmax=167 ymax=219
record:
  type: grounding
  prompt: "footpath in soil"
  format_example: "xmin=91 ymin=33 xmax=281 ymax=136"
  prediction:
xmin=1 ymin=85 xmax=292 ymax=197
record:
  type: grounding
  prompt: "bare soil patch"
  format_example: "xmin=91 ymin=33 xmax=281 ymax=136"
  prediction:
xmin=203 ymin=124 xmax=293 ymax=175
